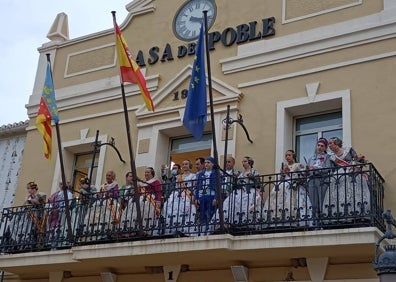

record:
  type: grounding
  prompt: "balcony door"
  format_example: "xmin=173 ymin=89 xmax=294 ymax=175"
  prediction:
xmin=295 ymin=111 xmax=342 ymax=164
xmin=169 ymin=134 xmax=212 ymax=173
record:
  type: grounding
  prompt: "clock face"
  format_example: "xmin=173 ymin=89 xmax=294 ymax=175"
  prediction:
xmin=173 ymin=0 xmax=217 ymax=41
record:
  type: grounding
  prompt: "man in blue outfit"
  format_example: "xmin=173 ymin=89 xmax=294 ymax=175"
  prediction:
xmin=194 ymin=156 xmax=218 ymax=235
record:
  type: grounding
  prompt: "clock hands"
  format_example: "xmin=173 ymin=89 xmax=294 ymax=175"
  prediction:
xmin=190 ymin=15 xmax=214 ymax=23
xmin=173 ymin=0 xmax=216 ymax=41
xmin=189 ymin=16 xmax=203 ymax=23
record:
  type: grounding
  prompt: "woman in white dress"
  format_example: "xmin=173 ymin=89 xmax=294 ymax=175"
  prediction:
xmin=81 ymin=171 xmax=121 ymax=241
xmin=159 ymin=160 xmax=197 ymax=236
xmin=262 ymin=150 xmax=312 ymax=227
xmin=47 ymin=182 xmax=75 ymax=248
xmin=117 ymin=172 xmax=139 ymax=235
xmin=322 ymin=137 xmax=371 ymax=222
xmin=122 ymin=167 xmax=162 ymax=236
xmin=212 ymin=156 xmax=263 ymax=231
xmin=75 ymin=177 xmax=97 ymax=224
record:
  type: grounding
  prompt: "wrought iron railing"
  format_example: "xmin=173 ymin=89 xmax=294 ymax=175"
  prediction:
xmin=0 ymin=163 xmax=385 ymax=253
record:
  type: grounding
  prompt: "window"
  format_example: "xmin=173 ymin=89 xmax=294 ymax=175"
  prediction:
xmin=52 ymin=132 xmax=108 ymax=195
xmin=275 ymin=87 xmax=351 ymax=170
xmin=295 ymin=112 xmax=342 ymax=163
xmin=169 ymin=134 xmax=212 ymax=172
xmin=72 ymin=152 xmax=99 ymax=191
xmin=170 ymin=134 xmax=212 ymax=154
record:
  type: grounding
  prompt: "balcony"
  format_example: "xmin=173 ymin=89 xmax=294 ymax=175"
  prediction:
xmin=0 ymin=163 xmax=386 ymax=281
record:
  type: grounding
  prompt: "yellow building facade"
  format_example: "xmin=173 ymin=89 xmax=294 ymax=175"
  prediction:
xmin=1 ymin=0 xmax=396 ymax=281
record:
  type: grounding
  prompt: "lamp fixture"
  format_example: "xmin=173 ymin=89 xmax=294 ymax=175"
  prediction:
xmin=373 ymin=210 xmax=396 ymax=282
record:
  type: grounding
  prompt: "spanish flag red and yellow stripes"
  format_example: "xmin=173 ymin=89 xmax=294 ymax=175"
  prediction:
xmin=114 ymin=21 xmax=155 ymax=112
xmin=35 ymin=97 xmax=52 ymax=159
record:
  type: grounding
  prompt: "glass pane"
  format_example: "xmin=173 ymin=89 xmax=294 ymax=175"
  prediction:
xmin=296 ymin=129 xmax=343 ymax=161
xmin=296 ymin=133 xmax=317 ymax=165
xmin=296 ymin=112 xmax=342 ymax=131
xmin=322 ymin=129 xmax=342 ymax=141
xmin=171 ymin=134 xmax=212 ymax=154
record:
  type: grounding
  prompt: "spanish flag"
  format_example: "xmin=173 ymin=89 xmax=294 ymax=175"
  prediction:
xmin=113 ymin=19 xmax=154 ymax=112
xmin=36 ymin=60 xmax=58 ymax=159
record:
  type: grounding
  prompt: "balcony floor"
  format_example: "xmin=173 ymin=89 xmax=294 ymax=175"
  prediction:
xmin=0 ymin=227 xmax=381 ymax=280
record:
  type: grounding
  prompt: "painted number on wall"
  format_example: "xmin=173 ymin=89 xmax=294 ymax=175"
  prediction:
xmin=168 ymin=271 xmax=174 ymax=280
xmin=173 ymin=89 xmax=188 ymax=101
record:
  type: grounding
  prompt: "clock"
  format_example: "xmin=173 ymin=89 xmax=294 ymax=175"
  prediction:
xmin=173 ymin=0 xmax=217 ymax=41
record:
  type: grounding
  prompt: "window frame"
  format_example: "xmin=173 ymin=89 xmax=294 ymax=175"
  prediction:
xmin=294 ymin=111 xmax=343 ymax=162
xmin=275 ymin=87 xmax=351 ymax=170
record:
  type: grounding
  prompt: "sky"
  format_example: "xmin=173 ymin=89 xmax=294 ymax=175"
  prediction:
xmin=0 ymin=1 xmax=130 ymax=126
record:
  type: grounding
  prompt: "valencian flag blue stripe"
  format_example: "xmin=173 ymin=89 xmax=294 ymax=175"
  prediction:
xmin=183 ymin=24 xmax=207 ymax=140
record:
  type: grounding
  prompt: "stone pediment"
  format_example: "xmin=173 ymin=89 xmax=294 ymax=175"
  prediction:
xmin=122 ymin=0 xmax=155 ymax=27
xmin=126 ymin=0 xmax=154 ymax=12
xmin=135 ymin=65 xmax=243 ymax=119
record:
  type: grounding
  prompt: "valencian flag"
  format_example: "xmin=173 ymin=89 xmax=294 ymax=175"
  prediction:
xmin=113 ymin=20 xmax=154 ymax=111
xmin=183 ymin=24 xmax=207 ymax=140
xmin=35 ymin=61 xmax=59 ymax=159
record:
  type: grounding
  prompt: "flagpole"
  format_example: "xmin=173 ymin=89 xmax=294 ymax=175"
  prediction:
xmin=46 ymin=53 xmax=73 ymax=242
xmin=203 ymin=11 xmax=225 ymax=232
xmin=111 ymin=11 xmax=143 ymax=236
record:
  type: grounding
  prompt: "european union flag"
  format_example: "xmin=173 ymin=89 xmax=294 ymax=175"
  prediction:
xmin=183 ymin=24 xmax=207 ymax=140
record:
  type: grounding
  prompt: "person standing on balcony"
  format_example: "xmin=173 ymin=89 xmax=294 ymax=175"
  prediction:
xmin=119 ymin=172 xmax=134 ymax=197
xmin=236 ymin=157 xmax=263 ymax=226
xmin=9 ymin=182 xmax=47 ymax=250
xmin=78 ymin=177 xmax=97 ymax=205
xmin=222 ymin=156 xmax=240 ymax=197
xmin=47 ymin=182 xmax=74 ymax=230
xmin=121 ymin=167 xmax=162 ymax=236
xmin=170 ymin=164 xmax=181 ymax=183
xmin=47 ymin=182 xmax=74 ymax=249
xmin=139 ymin=167 xmax=163 ymax=210
xmin=82 ymin=171 xmax=121 ymax=241
xmin=164 ymin=163 xmax=181 ymax=200
xmin=138 ymin=167 xmax=163 ymax=221
xmin=160 ymin=160 xmax=197 ymax=236
xmin=306 ymin=138 xmax=333 ymax=227
xmin=322 ymin=137 xmax=371 ymax=222
xmin=75 ymin=177 xmax=96 ymax=233
xmin=194 ymin=157 xmax=218 ymax=235
xmin=263 ymin=150 xmax=312 ymax=227
xmin=100 ymin=170 xmax=121 ymax=221
xmin=118 ymin=171 xmax=138 ymax=236
xmin=100 ymin=170 xmax=119 ymax=199
xmin=195 ymin=157 xmax=205 ymax=174
xmin=211 ymin=156 xmax=262 ymax=232
xmin=25 ymin=181 xmax=47 ymax=206
xmin=118 ymin=171 xmax=135 ymax=217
